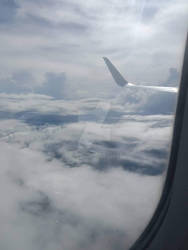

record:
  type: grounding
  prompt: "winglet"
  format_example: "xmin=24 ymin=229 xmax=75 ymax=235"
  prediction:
xmin=103 ymin=57 xmax=128 ymax=87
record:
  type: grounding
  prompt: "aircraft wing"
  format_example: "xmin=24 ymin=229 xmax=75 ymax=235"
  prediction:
xmin=103 ymin=57 xmax=178 ymax=93
xmin=103 ymin=57 xmax=128 ymax=87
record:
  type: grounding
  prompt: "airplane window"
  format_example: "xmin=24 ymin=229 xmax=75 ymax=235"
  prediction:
xmin=0 ymin=1 xmax=187 ymax=250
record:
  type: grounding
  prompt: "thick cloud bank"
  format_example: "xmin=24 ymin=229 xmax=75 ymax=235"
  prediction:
xmin=0 ymin=142 xmax=163 ymax=250
xmin=0 ymin=92 xmax=174 ymax=250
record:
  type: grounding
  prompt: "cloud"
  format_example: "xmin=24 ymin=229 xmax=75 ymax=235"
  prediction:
xmin=0 ymin=66 xmax=178 ymax=115
xmin=0 ymin=91 xmax=175 ymax=249
xmin=0 ymin=93 xmax=172 ymax=176
xmin=35 ymin=72 xmax=68 ymax=99
xmin=0 ymin=71 xmax=70 ymax=99
xmin=111 ymin=85 xmax=177 ymax=115
xmin=141 ymin=91 xmax=177 ymax=115
xmin=0 ymin=142 xmax=164 ymax=250
xmin=0 ymin=71 xmax=35 ymax=94
xmin=165 ymin=68 xmax=180 ymax=87
xmin=0 ymin=0 xmax=19 ymax=23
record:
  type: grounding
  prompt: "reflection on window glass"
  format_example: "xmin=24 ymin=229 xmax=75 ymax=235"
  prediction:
xmin=0 ymin=0 xmax=187 ymax=250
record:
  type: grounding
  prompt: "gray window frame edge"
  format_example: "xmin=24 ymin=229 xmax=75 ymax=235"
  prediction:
xmin=130 ymin=34 xmax=188 ymax=250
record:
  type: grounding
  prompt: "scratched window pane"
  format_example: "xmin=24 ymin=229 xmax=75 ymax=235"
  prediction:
xmin=0 ymin=1 xmax=187 ymax=250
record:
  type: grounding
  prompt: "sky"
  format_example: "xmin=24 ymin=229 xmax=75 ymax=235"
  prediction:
xmin=0 ymin=1 xmax=187 ymax=250
xmin=0 ymin=0 xmax=187 ymax=98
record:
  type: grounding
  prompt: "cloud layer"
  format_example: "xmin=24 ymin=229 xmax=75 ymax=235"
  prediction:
xmin=0 ymin=141 xmax=164 ymax=250
xmin=0 ymin=92 xmax=173 ymax=249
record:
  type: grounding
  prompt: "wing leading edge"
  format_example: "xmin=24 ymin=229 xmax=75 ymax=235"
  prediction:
xmin=103 ymin=57 xmax=128 ymax=87
xmin=103 ymin=57 xmax=178 ymax=93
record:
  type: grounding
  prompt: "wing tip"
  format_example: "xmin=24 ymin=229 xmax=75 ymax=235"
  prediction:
xmin=102 ymin=56 xmax=128 ymax=87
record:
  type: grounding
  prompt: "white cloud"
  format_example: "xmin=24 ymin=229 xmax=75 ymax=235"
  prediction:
xmin=0 ymin=93 xmax=173 ymax=175
xmin=0 ymin=89 xmax=174 ymax=249
xmin=0 ymin=141 xmax=164 ymax=250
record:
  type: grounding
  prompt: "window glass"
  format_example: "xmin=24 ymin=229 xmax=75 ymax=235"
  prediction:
xmin=0 ymin=1 xmax=187 ymax=250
